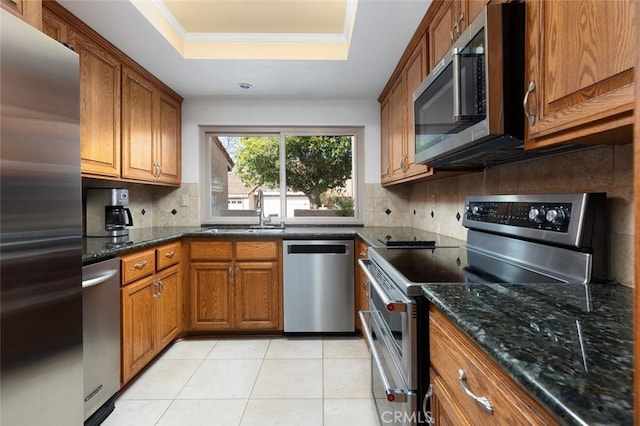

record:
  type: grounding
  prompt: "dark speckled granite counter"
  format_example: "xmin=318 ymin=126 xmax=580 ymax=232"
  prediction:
xmin=421 ymin=282 xmax=633 ymax=426
xmin=83 ymin=226 xmax=203 ymax=264
xmin=83 ymin=225 xmax=446 ymax=264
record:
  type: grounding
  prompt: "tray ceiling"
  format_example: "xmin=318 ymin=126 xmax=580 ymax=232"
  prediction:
xmin=131 ymin=0 xmax=357 ymax=59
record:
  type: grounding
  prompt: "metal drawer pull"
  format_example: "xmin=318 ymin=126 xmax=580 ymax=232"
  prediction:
xmin=164 ymin=251 xmax=175 ymax=258
xmin=134 ymin=260 xmax=148 ymax=270
xmin=228 ymin=266 xmax=233 ymax=284
xmin=457 ymin=369 xmax=494 ymax=413
xmin=423 ymin=384 xmax=434 ymax=425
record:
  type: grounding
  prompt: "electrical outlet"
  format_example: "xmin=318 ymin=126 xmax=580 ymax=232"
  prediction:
xmin=180 ymin=195 xmax=189 ymax=207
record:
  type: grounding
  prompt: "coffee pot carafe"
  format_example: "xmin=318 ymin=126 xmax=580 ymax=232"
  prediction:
xmin=105 ymin=205 xmax=133 ymax=235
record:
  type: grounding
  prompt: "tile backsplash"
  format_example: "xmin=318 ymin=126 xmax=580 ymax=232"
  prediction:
xmin=364 ymin=144 xmax=635 ymax=287
xmin=82 ymin=179 xmax=200 ymax=231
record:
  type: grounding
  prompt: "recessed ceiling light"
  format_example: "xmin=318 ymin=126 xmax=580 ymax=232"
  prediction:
xmin=237 ymin=83 xmax=252 ymax=90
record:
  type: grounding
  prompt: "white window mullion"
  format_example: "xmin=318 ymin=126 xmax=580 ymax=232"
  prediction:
xmin=279 ymin=133 xmax=286 ymax=223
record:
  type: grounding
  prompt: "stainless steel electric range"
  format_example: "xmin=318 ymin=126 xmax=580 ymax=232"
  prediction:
xmin=358 ymin=193 xmax=606 ymax=426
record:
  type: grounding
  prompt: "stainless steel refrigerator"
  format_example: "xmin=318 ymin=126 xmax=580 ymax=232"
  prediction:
xmin=1 ymin=9 xmax=83 ymax=425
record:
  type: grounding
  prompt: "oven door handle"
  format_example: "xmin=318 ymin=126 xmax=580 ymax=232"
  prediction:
xmin=359 ymin=310 xmax=409 ymax=403
xmin=358 ymin=259 xmax=406 ymax=313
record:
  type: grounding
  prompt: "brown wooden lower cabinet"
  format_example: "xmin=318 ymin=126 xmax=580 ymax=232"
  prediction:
xmin=120 ymin=242 xmax=182 ymax=385
xmin=189 ymin=239 xmax=282 ymax=331
xmin=354 ymin=237 xmax=369 ymax=333
xmin=429 ymin=306 xmax=558 ymax=425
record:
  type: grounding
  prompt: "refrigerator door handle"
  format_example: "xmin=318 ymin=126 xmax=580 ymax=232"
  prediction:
xmin=82 ymin=269 xmax=118 ymax=289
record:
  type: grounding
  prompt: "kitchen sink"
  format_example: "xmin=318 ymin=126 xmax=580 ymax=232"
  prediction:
xmin=200 ymin=226 xmax=285 ymax=235
xmin=244 ymin=228 xmax=285 ymax=233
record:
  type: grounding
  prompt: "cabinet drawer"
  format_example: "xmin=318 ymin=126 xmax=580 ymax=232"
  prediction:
xmin=156 ymin=241 xmax=181 ymax=270
xmin=429 ymin=307 xmax=557 ymax=425
xmin=121 ymin=249 xmax=156 ymax=285
xmin=235 ymin=241 xmax=278 ymax=260
xmin=190 ymin=241 xmax=233 ymax=261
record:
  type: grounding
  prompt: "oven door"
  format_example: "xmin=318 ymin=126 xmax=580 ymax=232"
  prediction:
xmin=359 ymin=259 xmax=419 ymax=425
xmin=360 ymin=311 xmax=417 ymax=426
xmin=359 ymin=259 xmax=417 ymax=388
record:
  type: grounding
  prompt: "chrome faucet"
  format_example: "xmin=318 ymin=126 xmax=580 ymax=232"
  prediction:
xmin=256 ymin=189 xmax=271 ymax=227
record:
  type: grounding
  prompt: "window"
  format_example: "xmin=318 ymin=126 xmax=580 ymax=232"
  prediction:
xmin=200 ymin=126 xmax=364 ymax=225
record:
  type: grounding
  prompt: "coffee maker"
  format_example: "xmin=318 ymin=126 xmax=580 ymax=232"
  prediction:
xmin=85 ymin=188 xmax=133 ymax=239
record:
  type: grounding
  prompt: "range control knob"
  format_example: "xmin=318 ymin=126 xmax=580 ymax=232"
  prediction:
xmin=545 ymin=208 xmax=566 ymax=225
xmin=470 ymin=205 xmax=484 ymax=216
xmin=528 ymin=207 xmax=545 ymax=224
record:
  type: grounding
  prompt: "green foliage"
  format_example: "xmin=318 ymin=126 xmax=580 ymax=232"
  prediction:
xmin=234 ymin=136 xmax=280 ymax=187
xmin=234 ymin=135 xmax=353 ymax=209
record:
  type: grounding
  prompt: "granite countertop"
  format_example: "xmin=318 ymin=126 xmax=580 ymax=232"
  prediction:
xmin=421 ymin=282 xmax=633 ymax=426
xmin=82 ymin=225 xmax=437 ymax=264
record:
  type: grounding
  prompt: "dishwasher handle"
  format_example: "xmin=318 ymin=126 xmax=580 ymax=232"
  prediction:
xmin=286 ymin=244 xmax=349 ymax=255
xmin=82 ymin=268 xmax=118 ymax=289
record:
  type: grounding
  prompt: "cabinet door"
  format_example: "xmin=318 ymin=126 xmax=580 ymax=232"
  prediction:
xmin=1 ymin=0 xmax=41 ymax=29
xmin=42 ymin=7 xmax=68 ymax=43
xmin=464 ymin=0 xmax=487 ymax=28
xmin=380 ymin=98 xmax=392 ymax=182
xmin=524 ymin=0 xmax=635 ymax=148
xmin=403 ymin=35 xmax=432 ymax=179
xmin=429 ymin=0 xmax=455 ymax=68
xmin=388 ymin=76 xmax=406 ymax=179
xmin=157 ymin=91 xmax=181 ymax=185
xmin=431 ymin=374 xmax=472 ymax=426
xmin=122 ymin=66 xmax=156 ymax=182
xmin=234 ymin=261 xmax=280 ymax=330
xmin=190 ymin=262 xmax=233 ymax=330
xmin=121 ymin=276 xmax=156 ymax=384
xmin=68 ymin=29 xmax=122 ymax=178
xmin=155 ymin=265 xmax=181 ymax=349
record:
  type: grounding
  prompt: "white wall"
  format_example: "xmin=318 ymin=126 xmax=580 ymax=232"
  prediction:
xmin=181 ymin=97 xmax=381 ymax=184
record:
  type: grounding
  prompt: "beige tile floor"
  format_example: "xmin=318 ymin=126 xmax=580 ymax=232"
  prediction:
xmin=103 ymin=337 xmax=378 ymax=426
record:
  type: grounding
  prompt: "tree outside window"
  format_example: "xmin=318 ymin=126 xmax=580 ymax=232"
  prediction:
xmin=203 ymin=128 xmax=360 ymax=224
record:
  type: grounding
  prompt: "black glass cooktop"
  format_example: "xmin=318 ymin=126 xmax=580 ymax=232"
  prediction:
xmin=370 ymin=246 xmax=566 ymax=286
xmin=376 ymin=228 xmax=462 ymax=248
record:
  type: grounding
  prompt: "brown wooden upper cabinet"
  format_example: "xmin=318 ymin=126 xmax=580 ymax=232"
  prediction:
xmin=380 ymin=34 xmax=433 ymax=186
xmin=428 ymin=0 xmax=488 ymax=69
xmin=42 ymin=1 xmax=182 ymax=186
xmin=380 ymin=0 xmax=491 ymax=185
xmin=1 ymin=0 xmax=42 ymax=30
xmin=69 ymin=29 xmax=122 ymax=178
xmin=122 ymin=66 xmax=181 ymax=185
xmin=524 ymin=0 xmax=635 ymax=148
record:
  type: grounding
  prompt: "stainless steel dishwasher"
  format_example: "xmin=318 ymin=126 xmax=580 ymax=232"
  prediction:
xmin=283 ymin=240 xmax=354 ymax=333
xmin=82 ymin=258 xmax=121 ymax=425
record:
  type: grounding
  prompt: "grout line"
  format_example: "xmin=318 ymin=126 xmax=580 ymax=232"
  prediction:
xmin=112 ymin=336 xmax=369 ymax=426
xmin=237 ymin=338 xmax=271 ymax=426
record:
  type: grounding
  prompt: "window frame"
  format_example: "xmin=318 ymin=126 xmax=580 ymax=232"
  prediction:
xmin=199 ymin=125 xmax=365 ymax=226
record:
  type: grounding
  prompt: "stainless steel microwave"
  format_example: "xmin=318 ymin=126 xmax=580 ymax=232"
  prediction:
xmin=413 ymin=2 xmax=525 ymax=170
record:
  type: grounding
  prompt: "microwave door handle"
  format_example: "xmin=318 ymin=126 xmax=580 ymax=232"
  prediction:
xmin=452 ymin=47 xmax=462 ymax=121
